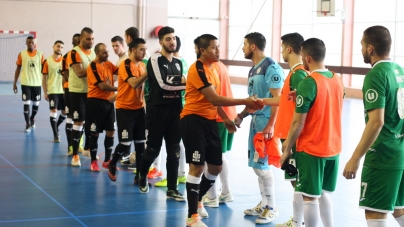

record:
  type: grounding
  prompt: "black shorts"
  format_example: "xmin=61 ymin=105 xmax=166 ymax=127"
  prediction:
xmin=64 ymin=88 xmax=71 ymax=116
xmin=116 ymin=108 xmax=146 ymax=142
xmin=145 ymin=104 xmax=182 ymax=149
xmin=85 ymin=98 xmax=115 ymax=133
xmin=48 ymin=94 xmax=65 ymax=110
xmin=181 ymin=114 xmax=222 ymax=166
xmin=70 ymin=92 xmax=87 ymax=122
xmin=21 ymin=85 xmax=41 ymax=101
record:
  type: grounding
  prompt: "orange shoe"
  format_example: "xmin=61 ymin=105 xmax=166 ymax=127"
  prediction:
xmin=71 ymin=154 xmax=81 ymax=166
xmin=102 ymin=160 xmax=119 ymax=170
xmin=90 ymin=160 xmax=100 ymax=172
xmin=147 ymin=168 xmax=163 ymax=179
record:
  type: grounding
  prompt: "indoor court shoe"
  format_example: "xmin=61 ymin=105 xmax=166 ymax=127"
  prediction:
xmin=71 ymin=154 xmax=81 ymax=166
xmin=120 ymin=159 xmax=132 ymax=165
xmin=255 ymin=206 xmax=279 ymax=224
xmin=103 ymin=160 xmax=120 ymax=170
xmin=82 ymin=149 xmax=99 ymax=159
xmin=24 ymin=125 xmax=31 ymax=133
xmin=219 ymin=192 xmax=234 ymax=203
xmin=139 ymin=176 xmax=150 ymax=193
xmin=147 ymin=168 xmax=163 ymax=179
xmin=167 ymin=189 xmax=186 ymax=201
xmin=90 ymin=160 xmax=100 ymax=172
xmin=30 ymin=118 xmax=35 ymax=128
xmin=178 ymin=175 xmax=187 ymax=183
xmin=203 ymin=195 xmax=219 ymax=208
xmin=54 ymin=135 xmax=60 ymax=143
xmin=197 ymin=202 xmax=209 ymax=218
xmin=276 ymin=217 xmax=304 ymax=227
xmin=186 ymin=214 xmax=207 ymax=227
xmin=244 ymin=203 xmax=264 ymax=216
xmin=108 ymin=164 xmax=117 ymax=181
xmin=155 ymin=178 xmax=180 ymax=187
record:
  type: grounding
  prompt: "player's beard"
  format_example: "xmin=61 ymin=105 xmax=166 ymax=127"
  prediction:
xmin=54 ymin=51 xmax=61 ymax=55
xmin=244 ymin=51 xmax=253 ymax=60
xmin=162 ymin=43 xmax=175 ymax=53
xmin=362 ymin=52 xmax=371 ymax=64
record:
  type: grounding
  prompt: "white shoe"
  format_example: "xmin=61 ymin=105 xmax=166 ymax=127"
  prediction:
xmin=71 ymin=155 xmax=81 ymax=166
xmin=276 ymin=217 xmax=305 ymax=227
xmin=82 ymin=149 xmax=99 ymax=159
xmin=186 ymin=214 xmax=207 ymax=227
xmin=203 ymin=195 xmax=219 ymax=208
xmin=219 ymin=192 xmax=233 ymax=203
xmin=255 ymin=206 xmax=279 ymax=224
xmin=244 ymin=203 xmax=264 ymax=216
xmin=24 ymin=125 xmax=32 ymax=133
xmin=197 ymin=202 xmax=209 ymax=218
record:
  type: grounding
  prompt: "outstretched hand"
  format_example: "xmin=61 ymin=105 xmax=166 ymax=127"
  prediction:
xmin=245 ymin=95 xmax=264 ymax=112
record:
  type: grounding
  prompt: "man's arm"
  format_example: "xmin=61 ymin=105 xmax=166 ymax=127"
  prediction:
xmin=42 ymin=74 xmax=49 ymax=101
xmin=217 ymin=106 xmax=236 ymax=133
xmin=97 ymin=82 xmax=117 ymax=92
xmin=280 ymin=112 xmax=307 ymax=165
xmin=343 ymin=108 xmax=384 ymax=179
xmin=262 ymin=88 xmax=282 ymax=138
xmin=13 ymin=65 xmax=21 ymax=93
xmin=71 ymin=63 xmax=87 ymax=78
xmin=262 ymin=96 xmax=280 ymax=106
xmin=127 ymin=72 xmax=148 ymax=89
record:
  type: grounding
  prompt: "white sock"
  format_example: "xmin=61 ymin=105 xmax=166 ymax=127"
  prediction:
xmin=262 ymin=170 xmax=275 ymax=208
xmin=219 ymin=154 xmax=230 ymax=195
xmin=304 ymin=200 xmax=320 ymax=227
xmin=395 ymin=214 xmax=404 ymax=226
xmin=178 ymin=141 xmax=186 ymax=177
xmin=293 ymin=193 xmax=304 ymax=226
xmin=319 ymin=192 xmax=334 ymax=227
xmin=205 ymin=168 xmax=220 ymax=199
xmin=258 ymin=177 xmax=267 ymax=208
xmin=367 ymin=219 xmax=387 ymax=227
xmin=153 ymin=153 xmax=161 ymax=171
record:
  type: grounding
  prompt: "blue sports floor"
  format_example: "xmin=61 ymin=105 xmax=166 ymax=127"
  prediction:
xmin=0 ymin=84 xmax=400 ymax=227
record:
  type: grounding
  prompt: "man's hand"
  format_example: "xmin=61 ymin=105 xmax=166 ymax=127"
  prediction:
xmin=224 ymin=119 xmax=236 ymax=133
xmin=245 ymin=96 xmax=264 ymax=111
xmin=280 ymin=139 xmax=293 ymax=166
xmin=343 ymin=157 xmax=360 ymax=180
xmin=262 ymin=124 xmax=274 ymax=141
xmin=13 ymin=84 xmax=18 ymax=94
xmin=108 ymin=94 xmax=117 ymax=103
xmin=44 ymin=93 xmax=49 ymax=101
xmin=288 ymin=89 xmax=297 ymax=101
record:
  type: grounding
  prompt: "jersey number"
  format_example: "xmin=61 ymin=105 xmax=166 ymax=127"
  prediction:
xmin=361 ymin=182 xmax=368 ymax=198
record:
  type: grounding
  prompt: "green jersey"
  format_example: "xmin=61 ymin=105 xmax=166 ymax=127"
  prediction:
xmin=363 ymin=60 xmax=404 ymax=170
xmin=295 ymin=70 xmax=334 ymax=113
xmin=290 ymin=66 xmax=307 ymax=91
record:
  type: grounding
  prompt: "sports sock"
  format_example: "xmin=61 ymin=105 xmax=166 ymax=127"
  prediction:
xmin=23 ymin=104 xmax=30 ymax=125
xmin=367 ymin=219 xmax=387 ymax=227
xmin=186 ymin=175 xmax=202 ymax=218
xmin=90 ymin=134 xmax=98 ymax=161
xmin=304 ymin=200 xmax=320 ymax=227
xmin=104 ymin=136 xmax=114 ymax=162
xmin=319 ymin=192 xmax=334 ymax=227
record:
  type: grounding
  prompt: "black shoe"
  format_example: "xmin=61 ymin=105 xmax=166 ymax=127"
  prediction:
xmin=30 ymin=117 xmax=35 ymax=128
xmin=108 ymin=164 xmax=117 ymax=182
xmin=167 ymin=190 xmax=186 ymax=202
xmin=139 ymin=176 xmax=149 ymax=193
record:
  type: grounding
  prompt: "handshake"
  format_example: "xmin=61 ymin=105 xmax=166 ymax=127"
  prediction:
xmin=234 ymin=95 xmax=264 ymax=128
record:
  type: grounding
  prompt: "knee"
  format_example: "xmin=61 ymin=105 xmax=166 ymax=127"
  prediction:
xmin=365 ymin=210 xmax=387 ymax=219
xmin=207 ymin=165 xmax=222 ymax=176
xmin=143 ymin=146 xmax=160 ymax=161
xmin=189 ymin=164 xmax=205 ymax=177
xmin=253 ymin=168 xmax=273 ymax=179
xmin=106 ymin=131 xmax=114 ymax=137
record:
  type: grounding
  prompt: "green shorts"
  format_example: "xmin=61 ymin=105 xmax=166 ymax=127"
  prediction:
xmin=217 ymin=122 xmax=234 ymax=153
xmin=281 ymin=139 xmax=297 ymax=181
xmin=359 ymin=167 xmax=404 ymax=213
xmin=295 ymin=151 xmax=339 ymax=198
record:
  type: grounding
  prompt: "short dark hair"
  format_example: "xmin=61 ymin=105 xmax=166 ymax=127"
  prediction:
xmin=301 ymin=38 xmax=326 ymax=62
xmin=244 ymin=32 xmax=266 ymax=51
xmin=194 ymin=36 xmax=200 ymax=45
xmin=158 ymin=26 xmax=175 ymax=40
xmin=363 ymin=25 xmax=391 ymax=57
xmin=81 ymin=27 xmax=93 ymax=36
xmin=54 ymin=40 xmax=64 ymax=45
xmin=111 ymin=36 xmax=124 ymax=45
xmin=175 ymin=36 xmax=181 ymax=53
xmin=281 ymin=33 xmax=304 ymax=54
xmin=128 ymin=38 xmax=146 ymax=51
xmin=198 ymin=34 xmax=218 ymax=50
xmin=94 ymin=43 xmax=105 ymax=54
xmin=125 ymin=27 xmax=139 ymax=40
xmin=73 ymin=33 xmax=80 ymax=39
xmin=194 ymin=36 xmax=201 ymax=59
xmin=26 ymin=36 xmax=34 ymax=40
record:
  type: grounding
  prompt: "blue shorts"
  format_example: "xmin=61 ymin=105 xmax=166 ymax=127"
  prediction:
xmin=248 ymin=115 xmax=270 ymax=170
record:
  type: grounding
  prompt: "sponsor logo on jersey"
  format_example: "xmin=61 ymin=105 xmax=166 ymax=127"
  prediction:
xmin=365 ymin=89 xmax=378 ymax=103
xmin=296 ymin=95 xmax=304 ymax=107
xmin=271 ymin=74 xmax=281 ymax=83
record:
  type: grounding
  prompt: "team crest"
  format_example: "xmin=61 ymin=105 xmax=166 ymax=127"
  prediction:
xmin=257 ymin=67 xmax=261 ymax=74
xmin=175 ymin=63 xmax=180 ymax=71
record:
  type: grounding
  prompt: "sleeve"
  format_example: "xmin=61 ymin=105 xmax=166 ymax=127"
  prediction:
xmin=120 ymin=59 xmax=136 ymax=82
xmin=111 ymin=62 xmax=119 ymax=75
xmin=363 ymin=71 xmax=385 ymax=110
xmin=149 ymin=54 xmax=185 ymax=91
xmin=41 ymin=54 xmax=45 ymax=64
xmin=16 ymin=53 xmax=22 ymax=66
xmin=42 ymin=60 xmax=48 ymax=74
xmin=89 ymin=62 xmax=103 ymax=85
xmin=290 ymin=70 xmax=308 ymax=91
xmin=62 ymin=53 xmax=68 ymax=71
xmin=69 ymin=50 xmax=82 ymax=66
xmin=265 ymin=64 xmax=284 ymax=89
xmin=295 ymin=76 xmax=317 ymax=113
xmin=194 ymin=61 xmax=212 ymax=90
